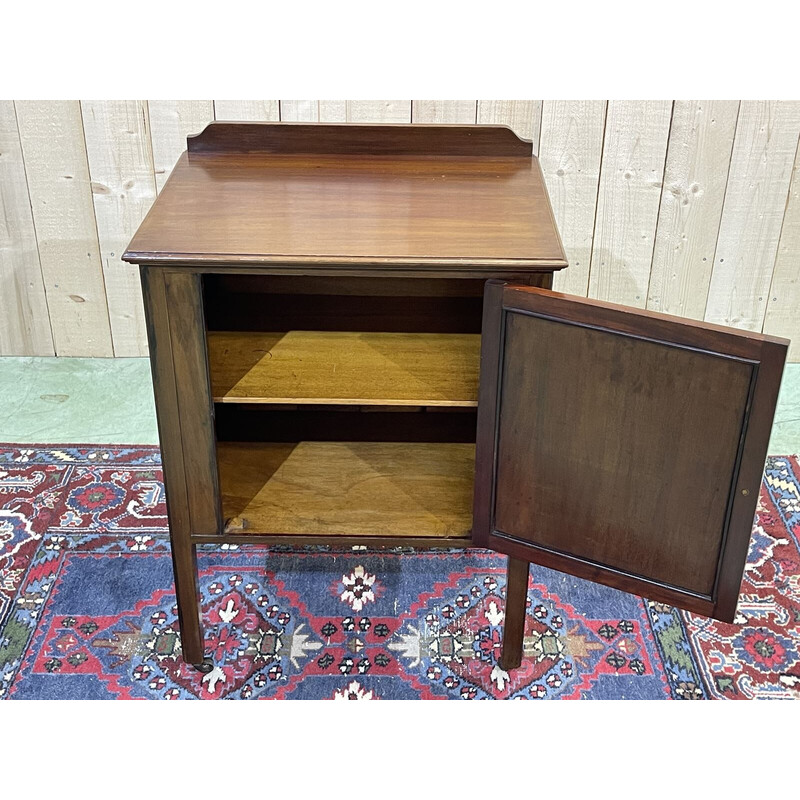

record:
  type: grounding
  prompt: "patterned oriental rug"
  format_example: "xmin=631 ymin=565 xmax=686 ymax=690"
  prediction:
xmin=1 ymin=444 xmax=799 ymax=700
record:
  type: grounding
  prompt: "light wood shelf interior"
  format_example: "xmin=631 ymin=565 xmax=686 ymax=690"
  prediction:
xmin=218 ymin=441 xmax=475 ymax=539
xmin=207 ymin=330 xmax=480 ymax=406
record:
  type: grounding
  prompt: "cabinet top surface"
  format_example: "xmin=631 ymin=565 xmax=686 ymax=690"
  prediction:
xmin=122 ymin=122 xmax=567 ymax=271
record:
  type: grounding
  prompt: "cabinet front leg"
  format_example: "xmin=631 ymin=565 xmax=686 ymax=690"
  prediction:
xmin=141 ymin=267 xmax=219 ymax=672
xmin=171 ymin=535 xmax=206 ymax=666
xmin=500 ymin=556 xmax=529 ymax=671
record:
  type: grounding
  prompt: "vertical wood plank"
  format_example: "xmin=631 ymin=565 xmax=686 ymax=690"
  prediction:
xmin=0 ymin=101 xmax=54 ymax=356
xmin=318 ymin=101 xmax=411 ymax=123
xmin=412 ymin=101 xmax=476 ymax=123
xmin=347 ymin=101 xmax=411 ymax=123
xmin=705 ymin=101 xmax=800 ymax=331
xmin=587 ymin=100 xmax=673 ymax=308
xmin=81 ymin=100 xmax=156 ymax=357
xmin=147 ymin=101 xmax=214 ymax=192
xmin=318 ymin=101 xmax=348 ymax=121
xmin=477 ymin=101 xmax=543 ymax=153
xmin=213 ymin=101 xmax=280 ymax=121
xmin=15 ymin=101 xmax=113 ymax=357
xmin=646 ymin=101 xmax=740 ymax=319
xmin=763 ymin=139 xmax=800 ymax=359
xmin=539 ymin=100 xmax=607 ymax=296
xmin=279 ymin=101 xmax=319 ymax=121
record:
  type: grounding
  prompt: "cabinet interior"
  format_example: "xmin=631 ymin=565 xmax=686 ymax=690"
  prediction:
xmin=202 ymin=274 xmax=483 ymax=540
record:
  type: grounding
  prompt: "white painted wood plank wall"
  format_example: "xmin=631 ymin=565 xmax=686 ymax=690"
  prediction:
xmin=0 ymin=101 xmax=54 ymax=356
xmin=2 ymin=100 xmax=799 ymax=360
xmin=15 ymin=101 xmax=114 ymax=357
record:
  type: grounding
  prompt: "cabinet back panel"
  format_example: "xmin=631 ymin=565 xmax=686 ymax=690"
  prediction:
xmin=214 ymin=405 xmax=478 ymax=443
xmin=202 ymin=275 xmax=485 ymax=333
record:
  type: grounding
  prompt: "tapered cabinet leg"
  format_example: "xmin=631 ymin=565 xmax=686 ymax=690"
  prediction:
xmin=500 ymin=556 xmax=530 ymax=671
xmin=140 ymin=267 xmax=219 ymax=670
xmin=171 ymin=535 xmax=205 ymax=665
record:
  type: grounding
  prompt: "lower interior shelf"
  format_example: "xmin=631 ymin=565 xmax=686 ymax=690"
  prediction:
xmin=217 ymin=441 xmax=475 ymax=539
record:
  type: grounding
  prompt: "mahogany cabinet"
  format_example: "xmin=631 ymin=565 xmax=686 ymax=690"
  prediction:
xmin=123 ymin=122 xmax=788 ymax=673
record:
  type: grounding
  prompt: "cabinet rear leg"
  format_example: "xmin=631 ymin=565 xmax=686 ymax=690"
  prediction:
xmin=171 ymin=537 xmax=206 ymax=666
xmin=500 ymin=557 xmax=529 ymax=671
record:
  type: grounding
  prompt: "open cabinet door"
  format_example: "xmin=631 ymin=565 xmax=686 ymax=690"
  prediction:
xmin=473 ymin=281 xmax=788 ymax=622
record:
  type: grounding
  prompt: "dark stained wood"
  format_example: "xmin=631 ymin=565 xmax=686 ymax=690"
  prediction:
xmin=139 ymin=266 xmax=205 ymax=664
xmin=497 ymin=314 xmax=751 ymax=596
xmin=122 ymin=132 xmax=566 ymax=270
xmin=208 ymin=274 xmax=489 ymax=297
xmin=182 ymin=264 xmax=561 ymax=279
xmin=203 ymin=272 xmax=552 ymax=334
xmin=188 ymin=122 xmax=534 ymax=157
xmin=128 ymin=121 xmax=793 ymax=674
xmin=714 ymin=333 xmax=787 ymax=616
xmin=473 ymin=284 xmax=788 ymax=622
xmin=191 ymin=533 xmax=473 ymax=549
xmin=124 ymin=124 xmax=570 ymax=670
xmin=204 ymin=283 xmax=485 ymax=334
xmin=473 ymin=280 xmax=506 ymax=560
xmin=214 ymin=406 xmax=477 ymax=443
xmin=163 ymin=271 xmax=221 ymax=536
xmin=500 ymin=558 xmax=530 ymax=671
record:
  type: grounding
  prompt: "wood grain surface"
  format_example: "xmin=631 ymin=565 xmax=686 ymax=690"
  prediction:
xmin=705 ymin=101 xmax=800 ymax=331
xmin=541 ymin=100 xmax=607 ymax=297
xmin=148 ymin=101 xmax=214 ymax=192
xmin=82 ymin=100 xmax=156 ymax=356
xmin=477 ymin=101 xmax=543 ymax=151
xmin=123 ymin=151 xmax=565 ymax=268
xmin=186 ymin=122 xmax=532 ymax=156
xmin=495 ymin=312 xmax=752 ymax=596
xmin=646 ymin=101 xmax=739 ymax=319
xmin=162 ymin=271 xmax=221 ymax=536
xmin=0 ymin=102 xmax=54 ymax=356
xmin=763 ymin=135 xmax=800 ymax=360
xmin=3 ymin=105 xmax=800 ymax=360
xmin=208 ymin=330 xmax=480 ymax=406
xmin=473 ymin=283 xmax=788 ymax=620
xmin=139 ymin=266 xmax=205 ymax=662
xmin=15 ymin=101 xmax=115 ymax=357
xmin=588 ymin=100 xmax=672 ymax=307
xmin=218 ymin=441 xmax=475 ymax=538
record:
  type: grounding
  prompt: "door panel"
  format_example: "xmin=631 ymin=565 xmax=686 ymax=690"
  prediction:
xmin=473 ymin=282 xmax=788 ymax=621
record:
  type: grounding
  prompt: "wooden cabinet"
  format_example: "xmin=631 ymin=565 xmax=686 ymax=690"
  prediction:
xmin=123 ymin=122 xmax=788 ymax=673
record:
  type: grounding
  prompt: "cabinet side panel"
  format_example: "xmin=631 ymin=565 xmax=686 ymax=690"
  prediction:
xmin=140 ymin=267 xmax=187 ymax=521
xmin=163 ymin=270 xmax=221 ymax=535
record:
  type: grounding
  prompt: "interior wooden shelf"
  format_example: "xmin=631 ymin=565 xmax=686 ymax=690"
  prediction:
xmin=218 ymin=441 xmax=475 ymax=539
xmin=207 ymin=330 xmax=480 ymax=406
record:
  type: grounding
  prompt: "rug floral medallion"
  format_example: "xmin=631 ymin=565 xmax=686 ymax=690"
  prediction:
xmin=1 ymin=445 xmax=798 ymax=700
